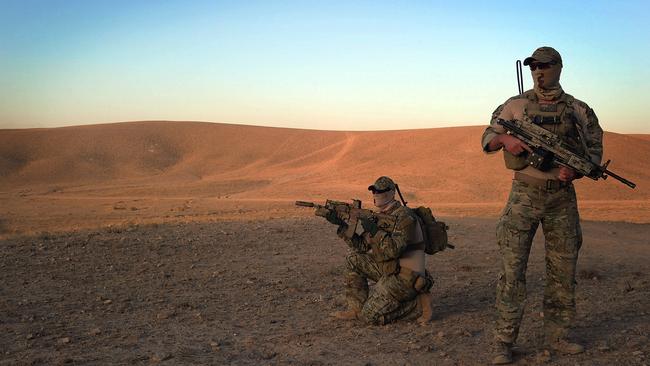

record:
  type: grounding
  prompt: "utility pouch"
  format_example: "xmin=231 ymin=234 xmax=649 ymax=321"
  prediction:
xmin=524 ymin=147 xmax=555 ymax=171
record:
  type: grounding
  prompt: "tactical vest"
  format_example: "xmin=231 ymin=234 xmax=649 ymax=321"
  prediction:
xmin=503 ymin=91 xmax=586 ymax=171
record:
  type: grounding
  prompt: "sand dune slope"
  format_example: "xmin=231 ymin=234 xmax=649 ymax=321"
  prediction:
xmin=1 ymin=121 xmax=649 ymax=233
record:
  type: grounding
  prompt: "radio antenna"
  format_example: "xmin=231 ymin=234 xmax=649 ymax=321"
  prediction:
xmin=394 ymin=184 xmax=408 ymax=206
xmin=516 ymin=60 xmax=524 ymax=95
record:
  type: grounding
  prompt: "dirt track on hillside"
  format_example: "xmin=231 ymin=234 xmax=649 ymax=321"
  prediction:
xmin=1 ymin=217 xmax=648 ymax=365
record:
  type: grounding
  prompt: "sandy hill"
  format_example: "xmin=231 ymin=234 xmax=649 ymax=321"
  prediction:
xmin=0 ymin=121 xmax=649 ymax=233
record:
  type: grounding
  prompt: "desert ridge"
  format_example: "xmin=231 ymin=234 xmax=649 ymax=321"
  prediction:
xmin=0 ymin=121 xmax=649 ymax=235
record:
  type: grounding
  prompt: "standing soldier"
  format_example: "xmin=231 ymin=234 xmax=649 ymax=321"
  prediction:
xmin=481 ymin=47 xmax=603 ymax=364
xmin=327 ymin=176 xmax=434 ymax=325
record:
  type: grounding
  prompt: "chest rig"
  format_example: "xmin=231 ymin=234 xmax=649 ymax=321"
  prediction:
xmin=503 ymin=92 xmax=585 ymax=171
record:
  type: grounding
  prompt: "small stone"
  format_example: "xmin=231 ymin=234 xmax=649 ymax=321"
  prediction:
xmin=150 ymin=353 xmax=173 ymax=363
xmin=261 ymin=350 xmax=277 ymax=360
xmin=540 ymin=312 xmax=545 ymax=318
xmin=89 ymin=328 xmax=101 ymax=336
xmin=26 ymin=333 xmax=34 ymax=340
xmin=58 ymin=337 xmax=71 ymax=344
xmin=437 ymin=331 xmax=445 ymax=338
xmin=103 ymin=299 xmax=112 ymax=305
xmin=156 ymin=310 xmax=175 ymax=320
xmin=633 ymin=351 xmax=644 ymax=356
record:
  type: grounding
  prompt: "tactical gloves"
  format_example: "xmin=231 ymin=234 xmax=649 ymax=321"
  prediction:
xmin=325 ymin=210 xmax=344 ymax=226
xmin=361 ymin=216 xmax=379 ymax=236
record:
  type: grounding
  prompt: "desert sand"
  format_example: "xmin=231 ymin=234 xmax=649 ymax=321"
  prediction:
xmin=1 ymin=121 xmax=648 ymax=236
xmin=1 ymin=121 xmax=649 ymax=365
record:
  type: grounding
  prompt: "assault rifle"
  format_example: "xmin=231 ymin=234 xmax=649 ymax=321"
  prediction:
xmin=295 ymin=199 xmax=397 ymax=238
xmin=497 ymin=118 xmax=636 ymax=189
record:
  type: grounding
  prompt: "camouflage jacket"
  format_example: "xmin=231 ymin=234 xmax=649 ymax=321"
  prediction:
xmin=341 ymin=201 xmax=419 ymax=263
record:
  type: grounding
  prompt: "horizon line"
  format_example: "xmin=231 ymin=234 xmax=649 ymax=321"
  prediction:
xmin=2 ymin=120 xmax=648 ymax=135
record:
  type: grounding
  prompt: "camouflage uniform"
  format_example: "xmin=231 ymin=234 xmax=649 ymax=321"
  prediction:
xmin=338 ymin=178 xmax=433 ymax=325
xmin=482 ymin=47 xmax=603 ymax=346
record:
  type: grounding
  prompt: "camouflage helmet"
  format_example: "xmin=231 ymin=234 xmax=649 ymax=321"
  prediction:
xmin=523 ymin=46 xmax=563 ymax=66
xmin=368 ymin=176 xmax=396 ymax=193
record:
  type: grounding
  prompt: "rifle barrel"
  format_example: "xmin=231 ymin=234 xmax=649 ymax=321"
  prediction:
xmin=295 ymin=201 xmax=316 ymax=207
xmin=605 ymin=170 xmax=637 ymax=189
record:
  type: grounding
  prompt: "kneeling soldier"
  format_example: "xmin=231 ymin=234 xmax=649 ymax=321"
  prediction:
xmin=329 ymin=176 xmax=434 ymax=325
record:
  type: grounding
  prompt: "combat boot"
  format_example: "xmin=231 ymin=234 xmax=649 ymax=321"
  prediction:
xmin=546 ymin=338 xmax=584 ymax=355
xmin=491 ymin=341 xmax=513 ymax=365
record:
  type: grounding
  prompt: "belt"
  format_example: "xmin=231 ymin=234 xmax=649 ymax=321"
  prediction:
xmin=514 ymin=172 xmax=570 ymax=191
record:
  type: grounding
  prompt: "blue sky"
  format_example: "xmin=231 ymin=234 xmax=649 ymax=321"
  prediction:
xmin=1 ymin=0 xmax=649 ymax=132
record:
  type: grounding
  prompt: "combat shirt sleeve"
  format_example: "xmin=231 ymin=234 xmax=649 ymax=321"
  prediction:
xmin=370 ymin=212 xmax=415 ymax=260
xmin=573 ymin=100 xmax=604 ymax=164
xmin=481 ymin=96 xmax=520 ymax=153
xmin=337 ymin=226 xmax=370 ymax=253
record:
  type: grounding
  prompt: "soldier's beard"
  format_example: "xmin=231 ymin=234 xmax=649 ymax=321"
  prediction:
xmin=373 ymin=190 xmax=396 ymax=211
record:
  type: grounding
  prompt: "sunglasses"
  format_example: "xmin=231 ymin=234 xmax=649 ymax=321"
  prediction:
xmin=370 ymin=187 xmax=393 ymax=194
xmin=529 ymin=61 xmax=557 ymax=71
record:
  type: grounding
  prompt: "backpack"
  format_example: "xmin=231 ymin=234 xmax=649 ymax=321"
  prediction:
xmin=413 ymin=206 xmax=451 ymax=255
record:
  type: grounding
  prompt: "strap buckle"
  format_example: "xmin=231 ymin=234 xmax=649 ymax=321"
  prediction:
xmin=545 ymin=179 xmax=568 ymax=191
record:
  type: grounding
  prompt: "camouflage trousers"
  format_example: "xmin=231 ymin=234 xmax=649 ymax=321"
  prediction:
xmin=344 ymin=252 xmax=422 ymax=325
xmin=495 ymin=180 xmax=582 ymax=344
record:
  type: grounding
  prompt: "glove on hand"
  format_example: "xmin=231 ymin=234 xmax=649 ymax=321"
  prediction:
xmin=336 ymin=223 xmax=353 ymax=240
xmin=361 ymin=216 xmax=379 ymax=237
xmin=325 ymin=210 xmax=344 ymax=225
